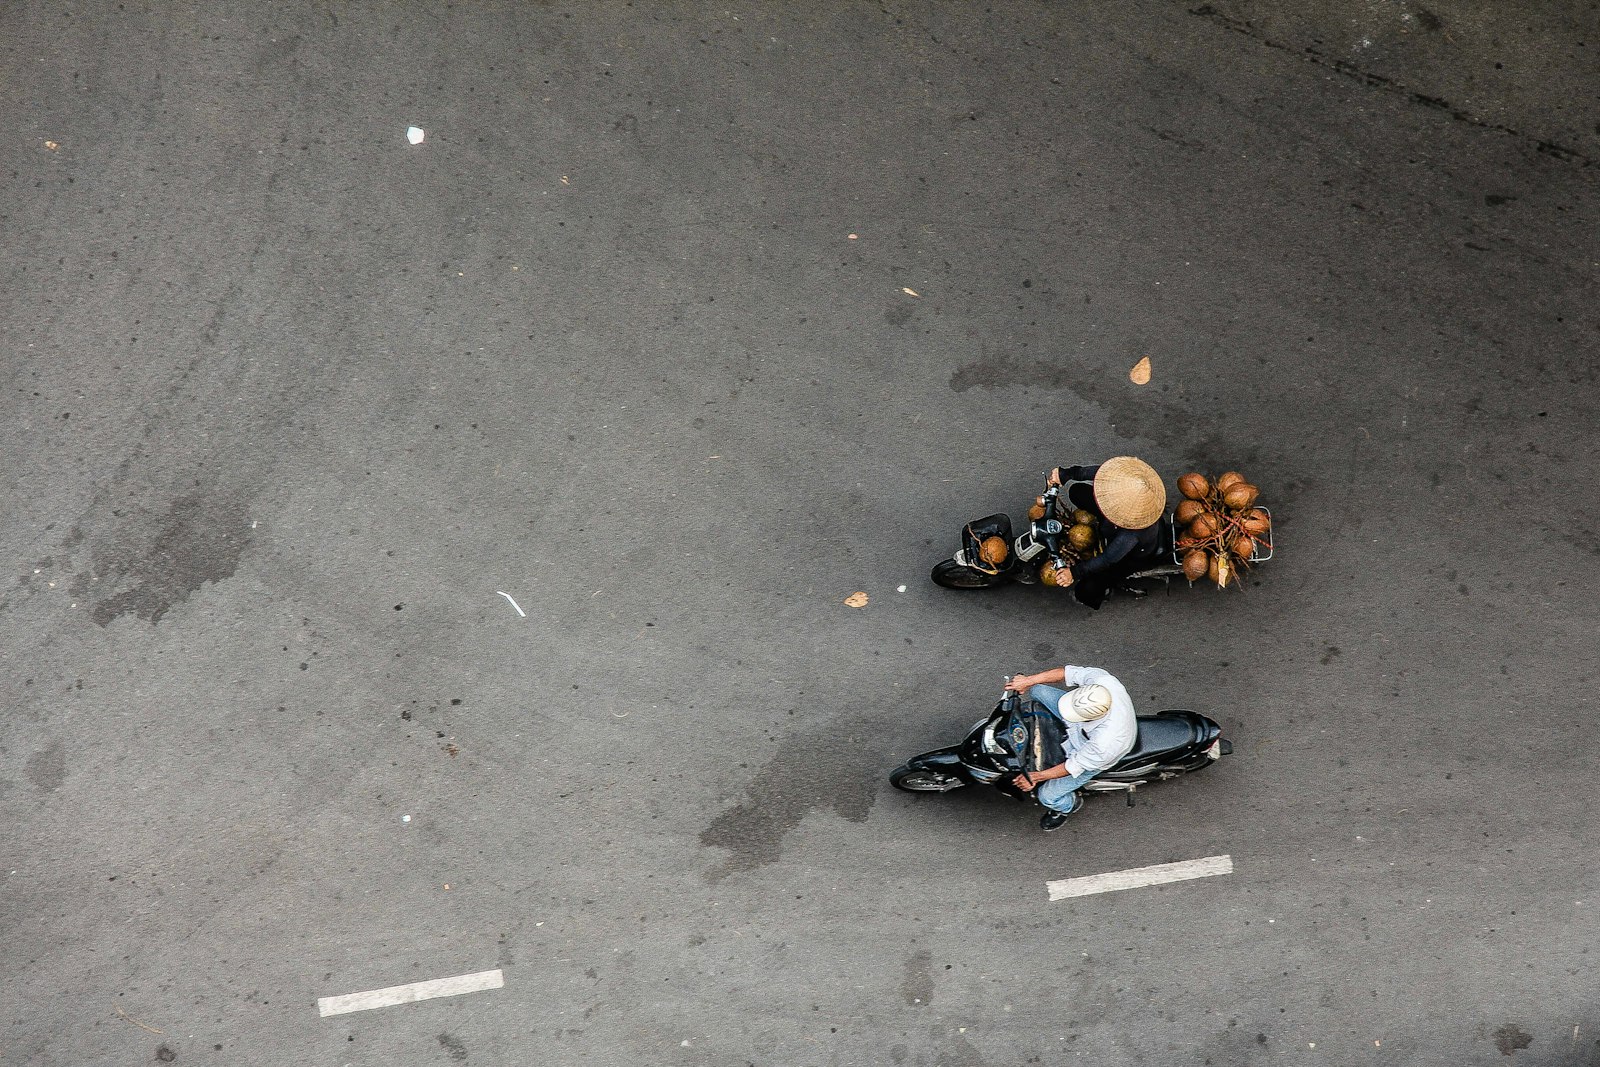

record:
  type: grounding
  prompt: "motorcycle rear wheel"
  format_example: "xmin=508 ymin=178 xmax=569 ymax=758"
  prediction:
xmin=930 ymin=559 xmax=1005 ymax=589
xmin=890 ymin=763 xmax=969 ymax=792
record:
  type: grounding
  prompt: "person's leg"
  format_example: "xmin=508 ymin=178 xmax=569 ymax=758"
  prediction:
xmin=1028 ymin=683 xmax=1069 ymax=713
xmin=1036 ymin=767 xmax=1099 ymax=814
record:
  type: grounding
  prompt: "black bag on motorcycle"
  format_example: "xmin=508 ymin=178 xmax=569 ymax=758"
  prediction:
xmin=1000 ymin=698 xmax=1067 ymax=773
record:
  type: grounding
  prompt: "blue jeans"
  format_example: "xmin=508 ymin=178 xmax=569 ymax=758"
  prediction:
xmin=1037 ymin=767 xmax=1099 ymax=813
xmin=1027 ymin=683 xmax=1100 ymax=813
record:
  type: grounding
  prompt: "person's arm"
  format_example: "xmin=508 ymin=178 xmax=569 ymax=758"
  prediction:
xmin=1069 ymin=529 xmax=1138 ymax=580
xmin=1012 ymin=762 xmax=1069 ymax=791
xmin=1005 ymin=667 xmax=1066 ymax=694
xmin=1048 ymin=463 xmax=1100 ymax=487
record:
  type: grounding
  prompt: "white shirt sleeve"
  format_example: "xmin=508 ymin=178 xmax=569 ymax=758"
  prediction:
xmin=1062 ymin=664 xmax=1096 ymax=688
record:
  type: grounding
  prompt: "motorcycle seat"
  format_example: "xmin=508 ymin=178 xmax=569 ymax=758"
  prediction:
xmin=1123 ymin=712 xmax=1207 ymax=762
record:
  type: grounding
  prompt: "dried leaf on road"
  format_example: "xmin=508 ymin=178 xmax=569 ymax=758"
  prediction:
xmin=1129 ymin=356 xmax=1152 ymax=384
xmin=44 ymin=140 xmax=59 ymax=151
xmin=902 ymin=287 xmax=919 ymax=297
xmin=843 ymin=591 xmax=869 ymax=608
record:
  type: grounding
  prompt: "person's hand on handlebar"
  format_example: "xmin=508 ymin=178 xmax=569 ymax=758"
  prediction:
xmin=1046 ymin=467 xmax=1063 ymax=488
xmin=1008 ymin=666 xmax=1070 ymax=694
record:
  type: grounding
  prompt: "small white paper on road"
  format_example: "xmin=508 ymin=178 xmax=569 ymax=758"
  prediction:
xmin=496 ymin=591 xmax=526 ymax=617
xmin=1047 ymin=854 xmax=1232 ymax=901
xmin=317 ymin=968 xmax=503 ymax=1017
xmin=407 ymin=126 xmax=425 ymax=145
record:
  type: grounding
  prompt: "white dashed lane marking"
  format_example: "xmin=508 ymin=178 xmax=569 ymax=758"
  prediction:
xmin=1047 ymin=854 xmax=1233 ymax=902
xmin=316 ymin=968 xmax=505 ymax=1017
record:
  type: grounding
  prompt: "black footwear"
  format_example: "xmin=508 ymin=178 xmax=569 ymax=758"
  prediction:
xmin=1040 ymin=794 xmax=1083 ymax=832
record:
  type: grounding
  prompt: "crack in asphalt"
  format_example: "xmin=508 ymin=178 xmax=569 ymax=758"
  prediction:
xmin=1188 ymin=5 xmax=1595 ymax=167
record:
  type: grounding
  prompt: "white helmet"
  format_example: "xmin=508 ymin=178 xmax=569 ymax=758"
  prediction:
xmin=1063 ymin=684 xmax=1113 ymax=722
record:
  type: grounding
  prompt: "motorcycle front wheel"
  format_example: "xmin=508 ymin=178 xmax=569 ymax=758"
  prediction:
xmin=930 ymin=559 xmax=1005 ymax=589
xmin=890 ymin=763 xmax=969 ymax=793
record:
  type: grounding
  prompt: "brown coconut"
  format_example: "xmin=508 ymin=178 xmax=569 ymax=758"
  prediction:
xmin=1221 ymin=482 xmax=1260 ymax=510
xmin=1070 ymin=508 xmax=1097 ymax=526
xmin=979 ymin=536 xmax=1009 ymax=566
xmin=1188 ymin=512 xmax=1220 ymax=539
xmin=1240 ymin=508 xmax=1272 ymax=536
xmin=1177 ymin=472 xmax=1211 ymax=500
xmin=1174 ymin=499 xmax=1207 ymax=525
xmin=1215 ymin=471 xmax=1246 ymax=493
xmin=1182 ymin=549 xmax=1209 ymax=581
xmin=1067 ymin=524 xmax=1097 ymax=551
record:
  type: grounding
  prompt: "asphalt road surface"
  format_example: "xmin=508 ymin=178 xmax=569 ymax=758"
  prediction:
xmin=4 ymin=3 xmax=1599 ymax=1065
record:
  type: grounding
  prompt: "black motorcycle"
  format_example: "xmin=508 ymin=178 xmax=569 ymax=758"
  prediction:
xmin=929 ymin=480 xmax=1272 ymax=594
xmin=889 ymin=683 xmax=1232 ymax=810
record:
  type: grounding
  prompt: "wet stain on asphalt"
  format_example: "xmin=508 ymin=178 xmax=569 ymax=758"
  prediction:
xmin=885 ymin=303 xmax=914 ymax=327
xmin=1493 ymin=1023 xmax=1532 ymax=1056
xmin=25 ymin=741 xmax=66 ymax=793
xmin=87 ymin=489 xmax=252 ymax=626
xmin=932 ymin=1032 xmax=988 ymax=1066
xmin=699 ymin=727 xmax=878 ymax=880
xmin=437 ymin=1033 xmax=468 ymax=1061
xmin=948 ymin=349 xmax=1250 ymax=462
xmin=949 ymin=351 xmax=1076 ymax=394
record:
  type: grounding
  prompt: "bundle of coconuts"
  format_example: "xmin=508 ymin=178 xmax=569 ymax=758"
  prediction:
xmin=1174 ymin=471 xmax=1272 ymax=588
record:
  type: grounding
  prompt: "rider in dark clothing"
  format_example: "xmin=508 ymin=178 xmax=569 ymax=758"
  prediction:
xmin=1049 ymin=458 xmax=1168 ymax=609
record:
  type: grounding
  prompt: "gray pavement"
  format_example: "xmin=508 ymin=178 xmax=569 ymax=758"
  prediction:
xmin=3 ymin=2 xmax=1599 ymax=1064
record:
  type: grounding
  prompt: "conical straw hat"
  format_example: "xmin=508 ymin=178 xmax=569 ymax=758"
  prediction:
xmin=1094 ymin=456 xmax=1166 ymax=529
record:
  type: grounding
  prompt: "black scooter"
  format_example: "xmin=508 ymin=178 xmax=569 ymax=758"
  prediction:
xmin=889 ymin=682 xmax=1232 ymax=810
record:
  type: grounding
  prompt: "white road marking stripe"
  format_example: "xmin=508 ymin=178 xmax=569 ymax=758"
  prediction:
xmin=316 ymin=969 xmax=504 ymax=1017
xmin=1047 ymin=854 xmax=1233 ymax=901
xmin=496 ymin=591 xmax=526 ymax=617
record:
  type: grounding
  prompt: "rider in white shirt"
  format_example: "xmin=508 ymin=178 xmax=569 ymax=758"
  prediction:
xmin=1005 ymin=664 xmax=1138 ymax=831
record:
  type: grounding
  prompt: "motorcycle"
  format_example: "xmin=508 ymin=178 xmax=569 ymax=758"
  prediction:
xmin=889 ymin=681 xmax=1232 ymax=810
xmin=929 ymin=476 xmax=1272 ymax=596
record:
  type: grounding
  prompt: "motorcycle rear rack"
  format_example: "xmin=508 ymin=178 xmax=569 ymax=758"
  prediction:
xmin=1168 ymin=505 xmax=1274 ymax=566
